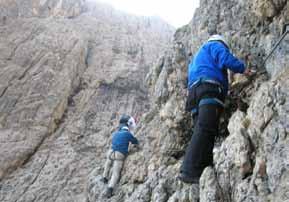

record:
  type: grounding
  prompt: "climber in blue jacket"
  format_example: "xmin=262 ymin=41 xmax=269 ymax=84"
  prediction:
xmin=179 ymin=35 xmax=251 ymax=184
xmin=102 ymin=114 xmax=139 ymax=198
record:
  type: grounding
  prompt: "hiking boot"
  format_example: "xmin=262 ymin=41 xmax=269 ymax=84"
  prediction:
xmin=100 ymin=177 xmax=108 ymax=184
xmin=104 ymin=187 xmax=113 ymax=198
xmin=177 ymin=173 xmax=200 ymax=184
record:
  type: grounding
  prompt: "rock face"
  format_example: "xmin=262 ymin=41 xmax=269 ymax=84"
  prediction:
xmin=1 ymin=0 xmax=289 ymax=202
xmin=204 ymin=73 xmax=289 ymax=202
xmin=0 ymin=1 xmax=174 ymax=201
xmin=135 ymin=0 xmax=289 ymax=201
xmin=0 ymin=0 xmax=85 ymax=18
xmin=97 ymin=0 xmax=287 ymax=201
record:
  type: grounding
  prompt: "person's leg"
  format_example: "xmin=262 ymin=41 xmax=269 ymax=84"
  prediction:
xmin=180 ymin=104 xmax=221 ymax=182
xmin=105 ymin=152 xmax=125 ymax=198
xmin=102 ymin=150 xmax=113 ymax=181
xmin=108 ymin=151 xmax=125 ymax=188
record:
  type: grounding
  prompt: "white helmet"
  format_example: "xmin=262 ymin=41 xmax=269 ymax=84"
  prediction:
xmin=127 ymin=116 xmax=136 ymax=130
xmin=207 ymin=35 xmax=229 ymax=48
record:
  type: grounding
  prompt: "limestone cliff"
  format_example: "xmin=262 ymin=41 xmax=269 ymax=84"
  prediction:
xmin=0 ymin=0 xmax=173 ymax=201
xmin=1 ymin=0 xmax=289 ymax=202
xmin=117 ymin=0 xmax=288 ymax=202
xmin=0 ymin=0 xmax=85 ymax=18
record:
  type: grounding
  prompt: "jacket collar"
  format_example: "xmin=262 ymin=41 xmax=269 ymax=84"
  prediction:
xmin=208 ymin=40 xmax=229 ymax=49
xmin=120 ymin=126 xmax=129 ymax=131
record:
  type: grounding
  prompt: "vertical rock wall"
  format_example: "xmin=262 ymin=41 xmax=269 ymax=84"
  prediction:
xmin=96 ymin=0 xmax=288 ymax=201
xmin=0 ymin=0 xmax=288 ymax=202
xmin=0 ymin=1 xmax=174 ymax=202
xmin=0 ymin=0 xmax=86 ymax=18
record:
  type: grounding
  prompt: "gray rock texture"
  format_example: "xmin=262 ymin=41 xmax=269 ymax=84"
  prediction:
xmin=0 ymin=1 xmax=174 ymax=202
xmin=202 ymin=71 xmax=289 ymax=202
xmin=0 ymin=0 xmax=85 ymax=18
xmin=1 ymin=0 xmax=289 ymax=202
xmin=128 ymin=0 xmax=289 ymax=201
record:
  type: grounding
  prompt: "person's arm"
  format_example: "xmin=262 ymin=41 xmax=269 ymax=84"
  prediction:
xmin=212 ymin=43 xmax=246 ymax=73
xmin=128 ymin=132 xmax=139 ymax=145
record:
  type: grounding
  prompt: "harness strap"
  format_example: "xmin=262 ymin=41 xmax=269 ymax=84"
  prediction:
xmin=189 ymin=77 xmax=222 ymax=89
xmin=189 ymin=78 xmax=224 ymax=115
xmin=199 ymin=98 xmax=225 ymax=107
xmin=191 ymin=108 xmax=198 ymax=114
xmin=191 ymin=98 xmax=224 ymax=115
xmin=109 ymin=151 xmax=126 ymax=161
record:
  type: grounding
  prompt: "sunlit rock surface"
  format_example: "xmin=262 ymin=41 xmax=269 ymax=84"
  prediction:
xmin=0 ymin=0 xmax=288 ymax=201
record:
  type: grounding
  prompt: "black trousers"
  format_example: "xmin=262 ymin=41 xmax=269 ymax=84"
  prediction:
xmin=181 ymin=83 xmax=224 ymax=178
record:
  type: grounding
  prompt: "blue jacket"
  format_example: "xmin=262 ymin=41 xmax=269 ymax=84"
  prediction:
xmin=188 ymin=41 xmax=246 ymax=94
xmin=111 ymin=127 xmax=138 ymax=155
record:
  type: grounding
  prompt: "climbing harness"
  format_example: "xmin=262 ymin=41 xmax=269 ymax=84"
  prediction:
xmin=188 ymin=78 xmax=225 ymax=115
